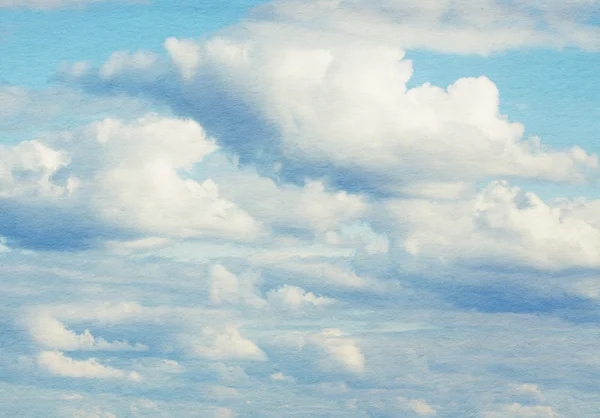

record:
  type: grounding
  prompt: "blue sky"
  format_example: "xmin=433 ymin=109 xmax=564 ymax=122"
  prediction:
xmin=2 ymin=1 xmax=600 ymax=417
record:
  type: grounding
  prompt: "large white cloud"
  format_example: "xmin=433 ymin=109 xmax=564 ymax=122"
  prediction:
xmin=0 ymin=115 xmax=264 ymax=247
xmin=63 ymin=31 xmax=597 ymax=194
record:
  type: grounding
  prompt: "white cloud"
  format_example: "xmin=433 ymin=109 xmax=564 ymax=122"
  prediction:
xmin=73 ymin=116 xmax=260 ymax=240
xmin=389 ymin=180 xmax=600 ymax=270
xmin=213 ymin=167 xmax=368 ymax=235
xmin=28 ymin=314 xmax=146 ymax=352
xmin=252 ymin=0 xmax=600 ymax=54
xmin=209 ymin=264 xmax=266 ymax=307
xmin=306 ymin=329 xmax=365 ymax=373
xmin=100 ymin=51 xmax=159 ymax=79
xmin=0 ymin=140 xmax=70 ymax=198
xmin=38 ymin=351 xmax=140 ymax=381
xmin=191 ymin=326 xmax=267 ymax=361
xmin=261 ymin=259 xmax=376 ymax=289
xmin=0 ymin=115 xmax=263 ymax=247
xmin=71 ymin=32 xmax=598 ymax=191
xmin=270 ymin=372 xmax=295 ymax=383
xmin=409 ymin=399 xmax=437 ymax=416
xmin=130 ymin=399 xmax=157 ymax=412
xmin=165 ymin=38 xmax=202 ymax=81
xmin=267 ymin=285 xmax=336 ymax=310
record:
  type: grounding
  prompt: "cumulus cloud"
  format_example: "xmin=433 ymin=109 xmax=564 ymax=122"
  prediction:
xmin=408 ymin=399 xmax=437 ymax=416
xmin=63 ymin=31 xmax=598 ymax=194
xmin=38 ymin=351 xmax=140 ymax=381
xmin=209 ymin=264 xmax=266 ymax=307
xmin=389 ymin=180 xmax=600 ymax=270
xmin=214 ymin=170 xmax=368 ymax=236
xmin=267 ymin=285 xmax=336 ymax=310
xmin=28 ymin=314 xmax=146 ymax=352
xmin=0 ymin=140 xmax=71 ymax=198
xmin=305 ymin=329 xmax=365 ymax=373
xmin=0 ymin=115 xmax=263 ymax=249
xmin=190 ymin=326 xmax=267 ymax=361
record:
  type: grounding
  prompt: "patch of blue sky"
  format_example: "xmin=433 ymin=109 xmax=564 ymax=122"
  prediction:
xmin=0 ymin=0 xmax=268 ymax=88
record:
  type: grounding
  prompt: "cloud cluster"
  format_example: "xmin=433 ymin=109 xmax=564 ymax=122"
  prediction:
xmin=3 ymin=0 xmax=600 ymax=416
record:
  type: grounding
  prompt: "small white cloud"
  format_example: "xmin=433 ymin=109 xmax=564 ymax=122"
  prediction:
xmin=29 ymin=314 xmax=147 ymax=352
xmin=100 ymin=51 xmax=158 ymax=79
xmin=270 ymin=372 xmax=295 ymax=383
xmin=409 ymin=399 xmax=437 ymax=416
xmin=130 ymin=399 xmax=157 ymax=412
xmin=165 ymin=37 xmax=202 ymax=81
xmin=38 ymin=351 xmax=139 ymax=381
xmin=267 ymin=285 xmax=336 ymax=310
xmin=306 ymin=329 xmax=365 ymax=373
xmin=511 ymin=383 xmax=545 ymax=401
xmin=209 ymin=385 xmax=240 ymax=400
xmin=191 ymin=326 xmax=267 ymax=361
xmin=209 ymin=264 xmax=266 ymax=307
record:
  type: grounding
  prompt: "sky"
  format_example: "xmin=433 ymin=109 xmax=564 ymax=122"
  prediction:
xmin=1 ymin=0 xmax=600 ymax=417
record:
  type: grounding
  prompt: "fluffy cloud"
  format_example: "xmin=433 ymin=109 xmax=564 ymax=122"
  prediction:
xmin=37 ymin=351 xmax=140 ymax=381
xmin=63 ymin=31 xmax=598 ymax=194
xmin=266 ymin=285 xmax=336 ymax=310
xmin=209 ymin=264 xmax=266 ymax=307
xmin=28 ymin=314 xmax=146 ymax=351
xmin=190 ymin=326 xmax=267 ymax=361
xmin=305 ymin=329 xmax=365 ymax=373
xmin=0 ymin=115 xmax=262 ymax=249
xmin=408 ymin=399 xmax=437 ymax=416
xmin=213 ymin=168 xmax=368 ymax=235
xmin=0 ymin=140 xmax=71 ymax=198
xmin=389 ymin=180 xmax=600 ymax=270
